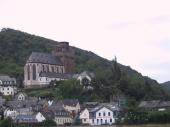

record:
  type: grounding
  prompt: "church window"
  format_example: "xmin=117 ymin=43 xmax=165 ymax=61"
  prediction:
xmin=33 ymin=64 xmax=36 ymax=80
xmin=47 ymin=65 xmax=49 ymax=72
xmin=27 ymin=65 xmax=30 ymax=80
xmin=56 ymin=67 xmax=58 ymax=73
xmin=52 ymin=66 xmax=54 ymax=72
xmin=42 ymin=65 xmax=45 ymax=72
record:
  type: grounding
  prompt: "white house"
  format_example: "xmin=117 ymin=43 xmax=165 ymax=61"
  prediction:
xmin=4 ymin=108 xmax=17 ymax=119
xmin=79 ymin=108 xmax=90 ymax=125
xmin=0 ymin=86 xmax=17 ymax=96
xmin=35 ymin=112 xmax=46 ymax=122
xmin=73 ymin=71 xmax=94 ymax=85
xmin=89 ymin=105 xmax=119 ymax=125
xmin=0 ymin=75 xmax=17 ymax=96
xmin=15 ymin=92 xmax=27 ymax=101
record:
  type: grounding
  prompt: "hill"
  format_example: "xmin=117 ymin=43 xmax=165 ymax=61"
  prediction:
xmin=161 ymin=81 xmax=170 ymax=90
xmin=0 ymin=28 xmax=169 ymax=103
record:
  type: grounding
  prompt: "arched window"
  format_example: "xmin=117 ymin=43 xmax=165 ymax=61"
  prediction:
xmin=42 ymin=65 xmax=45 ymax=72
xmin=47 ymin=65 xmax=49 ymax=72
xmin=108 ymin=112 xmax=110 ymax=116
xmin=27 ymin=65 xmax=30 ymax=80
xmin=51 ymin=66 xmax=54 ymax=73
xmin=33 ymin=64 xmax=36 ymax=80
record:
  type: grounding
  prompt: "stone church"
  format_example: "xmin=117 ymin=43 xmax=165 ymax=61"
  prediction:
xmin=24 ymin=42 xmax=74 ymax=88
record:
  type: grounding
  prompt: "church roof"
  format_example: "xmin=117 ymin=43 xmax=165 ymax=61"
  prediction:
xmin=27 ymin=52 xmax=63 ymax=65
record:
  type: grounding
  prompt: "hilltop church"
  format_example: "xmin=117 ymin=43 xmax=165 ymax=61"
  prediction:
xmin=24 ymin=42 xmax=75 ymax=88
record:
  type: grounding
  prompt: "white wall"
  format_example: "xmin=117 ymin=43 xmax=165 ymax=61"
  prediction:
xmin=0 ymin=86 xmax=16 ymax=96
xmin=90 ymin=107 xmax=116 ymax=125
xmin=79 ymin=108 xmax=90 ymax=124
xmin=36 ymin=112 xmax=46 ymax=122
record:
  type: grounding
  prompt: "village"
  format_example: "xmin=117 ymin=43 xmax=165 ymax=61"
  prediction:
xmin=0 ymin=42 xmax=170 ymax=126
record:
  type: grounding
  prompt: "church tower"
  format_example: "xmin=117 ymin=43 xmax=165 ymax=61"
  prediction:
xmin=52 ymin=42 xmax=75 ymax=73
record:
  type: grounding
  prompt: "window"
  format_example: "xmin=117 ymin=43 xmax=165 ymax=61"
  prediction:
xmin=110 ymin=119 xmax=112 ymax=122
xmin=97 ymin=119 xmax=99 ymax=123
xmin=103 ymin=112 xmax=105 ymax=116
xmin=52 ymin=66 xmax=54 ymax=72
xmin=108 ymin=112 xmax=110 ymax=116
xmin=27 ymin=65 xmax=30 ymax=80
xmin=92 ymin=119 xmax=94 ymax=123
xmin=7 ymin=88 xmax=9 ymax=90
xmin=99 ymin=112 xmax=101 ymax=116
xmin=42 ymin=65 xmax=45 ymax=72
xmin=101 ymin=119 xmax=103 ymax=124
xmin=32 ymin=64 xmax=36 ymax=80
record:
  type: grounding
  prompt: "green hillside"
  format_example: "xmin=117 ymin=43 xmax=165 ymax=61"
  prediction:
xmin=161 ymin=81 xmax=170 ymax=90
xmin=0 ymin=28 xmax=169 ymax=103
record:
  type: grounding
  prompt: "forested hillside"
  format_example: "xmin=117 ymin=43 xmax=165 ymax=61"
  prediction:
xmin=161 ymin=81 xmax=170 ymax=91
xmin=0 ymin=28 xmax=169 ymax=104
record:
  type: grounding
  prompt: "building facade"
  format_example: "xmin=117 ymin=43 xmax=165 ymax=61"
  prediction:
xmin=89 ymin=105 xmax=119 ymax=125
xmin=0 ymin=75 xmax=17 ymax=96
xmin=24 ymin=42 xmax=75 ymax=88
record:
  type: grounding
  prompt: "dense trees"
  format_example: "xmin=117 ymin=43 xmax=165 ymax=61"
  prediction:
xmin=0 ymin=28 xmax=169 ymax=105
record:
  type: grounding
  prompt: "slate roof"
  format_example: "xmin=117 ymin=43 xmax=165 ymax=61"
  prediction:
xmin=61 ymin=99 xmax=79 ymax=107
xmin=39 ymin=72 xmax=72 ymax=79
xmin=139 ymin=100 xmax=161 ymax=108
xmin=7 ymin=100 xmax=25 ymax=108
xmin=27 ymin=52 xmax=63 ymax=65
xmin=0 ymin=75 xmax=16 ymax=83
xmin=89 ymin=105 xmax=116 ymax=113
xmin=139 ymin=100 xmax=170 ymax=109
xmin=15 ymin=115 xmax=38 ymax=123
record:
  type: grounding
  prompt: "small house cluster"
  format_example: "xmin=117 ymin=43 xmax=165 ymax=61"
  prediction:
xmin=0 ymin=89 xmax=121 ymax=126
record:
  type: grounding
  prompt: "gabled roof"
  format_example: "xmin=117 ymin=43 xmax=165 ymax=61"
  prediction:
xmin=89 ymin=104 xmax=119 ymax=113
xmin=14 ymin=92 xmax=27 ymax=100
xmin=27 ymin=52 xmax=63 ymax=65
xmin=73 ymin=71 xmax=95 ymax=78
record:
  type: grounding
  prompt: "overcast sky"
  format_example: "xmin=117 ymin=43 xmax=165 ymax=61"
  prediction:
xmin=0 ymin=0 xmax=170 ymax=83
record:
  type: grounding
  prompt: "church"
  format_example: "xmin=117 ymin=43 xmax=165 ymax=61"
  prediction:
xmin=24 ymin=42 xmax=75 ymax=88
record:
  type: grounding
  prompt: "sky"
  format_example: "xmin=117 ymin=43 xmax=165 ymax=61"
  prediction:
xmin=0 ymin=0 xmax=170 ymax=83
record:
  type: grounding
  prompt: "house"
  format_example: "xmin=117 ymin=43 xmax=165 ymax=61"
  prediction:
xmin=4 ymin=108 xmax=18 ymax=119
xmin=73 ymin=71 xmax=95 ymax=87
xmin=0 ymin=75 xmax=17 ymax=96
xmin=139 ymin=100 xmax=170 ymax=111
xmin=14 ymin=112 xmax=45 ymax=124
xmin=35 ymin=112 xmax=46 ymax=122
xmin=53 ymin=106 xmax=73 ymax=125
xmin=62 ymin=99 xmax=80 ymax=117
xmin=24 ymin=42 xmax=75 ymax=88
xmin=4 ymin=107 xmax=33 ymax=119
xmin=14 ymin=92 xmax=27 ymax=101
xmin=79 ymin=108 xmax=90 ymax=125
xmin=89 ymin=105 xmax=120 ymax=125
